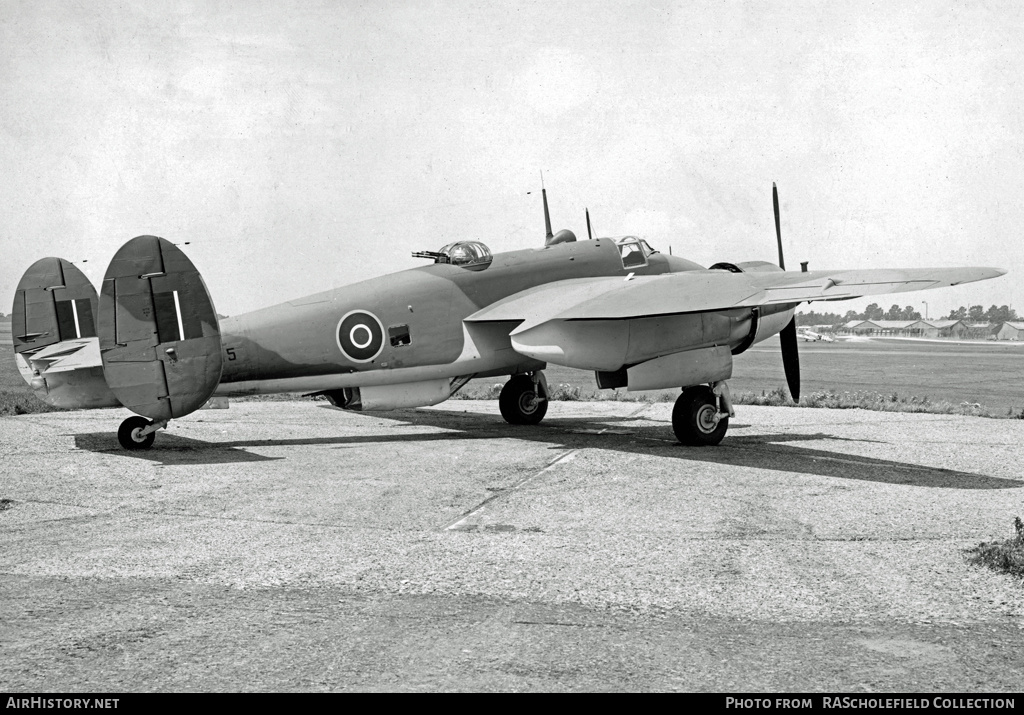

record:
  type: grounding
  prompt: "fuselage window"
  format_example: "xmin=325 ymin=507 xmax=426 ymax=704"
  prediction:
xmin=618 ymin=238 xmax=648 ymax=269
xmin=389 ymin=324 xmax=411 ymax=347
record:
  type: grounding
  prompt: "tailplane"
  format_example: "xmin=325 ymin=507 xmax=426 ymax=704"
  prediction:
xmin=10 ymin=238 xmax=226 ymax=445
xmin=12 ymin=257 xmax=118 ymax=408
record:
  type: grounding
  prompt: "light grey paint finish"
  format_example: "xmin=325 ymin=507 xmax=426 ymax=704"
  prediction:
xmin=217 ymin=240 xmax=700 ymax=388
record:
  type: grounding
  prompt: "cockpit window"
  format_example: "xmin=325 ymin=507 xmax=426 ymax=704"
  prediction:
xmin=616 ymin=236 xmax=648 ymax=269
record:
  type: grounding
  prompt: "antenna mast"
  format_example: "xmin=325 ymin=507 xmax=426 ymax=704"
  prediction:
xmin=541 ymin=171 xmax=553 ymax=240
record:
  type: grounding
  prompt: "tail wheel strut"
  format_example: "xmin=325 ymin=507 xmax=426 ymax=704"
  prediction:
xmin=117 ymin=416 xmax=161 ymax=450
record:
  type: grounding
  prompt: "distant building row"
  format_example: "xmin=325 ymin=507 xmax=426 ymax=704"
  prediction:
xmin=833 ymin=319 xmax=1024 ymax=340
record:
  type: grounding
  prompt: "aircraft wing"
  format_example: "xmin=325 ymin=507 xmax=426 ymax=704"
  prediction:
xmin=466 ymin=266 xmax=1005 ymax=329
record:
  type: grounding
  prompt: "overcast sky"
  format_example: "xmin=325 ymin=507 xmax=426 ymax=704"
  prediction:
xmin=2 ymin=0 xmax=1020 ymax=318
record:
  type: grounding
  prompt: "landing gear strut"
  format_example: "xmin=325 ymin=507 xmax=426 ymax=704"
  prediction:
xmin=499 ymin=371 xmax=548 ymax=425
xmin=672 ymin=381 xmax=734 ymax=446
xmin=117 ymin=416 xmax=165 ymax=450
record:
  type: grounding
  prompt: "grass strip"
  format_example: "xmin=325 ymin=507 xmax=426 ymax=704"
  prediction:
xmin=966 ymin=517 xmax=1024 ymax=582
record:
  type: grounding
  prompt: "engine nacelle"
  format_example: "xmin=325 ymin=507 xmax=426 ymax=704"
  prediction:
xmin=323 ymin=378 xmax=451 ymax=411
xmin=751 ymin=304 xmax=796 ymax=344
xmin=734 ymin=260 xmax=785 ymax=274
xmin=709 ymin=261 xmax=794 ymax=353
xmin=626 ymin=345 xmax=733 ymax=391
xmin=709 ymin=260 xmax=783 ymax=275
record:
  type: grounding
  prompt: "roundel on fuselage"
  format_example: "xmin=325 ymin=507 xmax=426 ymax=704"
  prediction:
xmin=336 ymin=310 xmax=384 ymax=363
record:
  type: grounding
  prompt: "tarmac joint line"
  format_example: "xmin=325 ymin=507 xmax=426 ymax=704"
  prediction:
xmin=441 ymin=449 xmax=579 ymax=532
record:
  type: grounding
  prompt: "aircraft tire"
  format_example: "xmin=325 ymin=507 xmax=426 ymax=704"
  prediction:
xmin=499 ymin=375 xmax=548 ymax=426
xmin=673 ymin=386 xmax=728 ymax=446
xmin=118 ymin=416 xmax=156 ymax=450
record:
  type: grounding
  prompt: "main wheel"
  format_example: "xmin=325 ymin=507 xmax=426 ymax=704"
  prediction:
xmin=672 ymin=386 xmax=728 ymax=446
xmin=499 ymin=375 xmax=548 ymax=425
xmin=118 ymin=416 xmax=156 ymax=450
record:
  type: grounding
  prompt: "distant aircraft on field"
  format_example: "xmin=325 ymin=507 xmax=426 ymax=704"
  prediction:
xmin=797 ymin=327 xmax=835 ymax=342
xmin=11 ymin=183 xmax=1005 ymax=449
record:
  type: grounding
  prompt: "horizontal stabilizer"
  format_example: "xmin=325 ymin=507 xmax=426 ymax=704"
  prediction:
xmin=22 ymin=338 xmax=103 ymax=374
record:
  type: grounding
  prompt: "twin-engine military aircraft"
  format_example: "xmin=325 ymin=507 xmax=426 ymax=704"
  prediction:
xmin=11 ymin=185 xmax=1005 ymax=450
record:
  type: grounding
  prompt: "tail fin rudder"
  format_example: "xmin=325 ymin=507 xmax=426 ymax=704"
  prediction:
xmin=12 ymin=257 xmax=119 ymax=408
xmin=13 ymin=257 xmax=97 ymax=352
xmin=98 ymin=236 xmax=223 ymax=422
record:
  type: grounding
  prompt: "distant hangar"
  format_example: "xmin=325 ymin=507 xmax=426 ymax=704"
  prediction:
xmin=838 ymin=319 xmax=1023 ymax=340
xmin=996 ymin=321 xmax=1024 ymax=340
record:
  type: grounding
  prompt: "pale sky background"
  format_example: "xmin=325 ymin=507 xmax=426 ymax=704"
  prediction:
xmin=1 ymin=0 xmax=1020 ymax=319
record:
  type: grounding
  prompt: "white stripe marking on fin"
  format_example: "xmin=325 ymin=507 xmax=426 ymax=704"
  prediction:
xmin=172 ymin=290 xmax=185 ymax=342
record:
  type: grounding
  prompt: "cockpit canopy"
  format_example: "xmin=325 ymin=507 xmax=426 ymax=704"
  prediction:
xmin=412 ymin=240 xmax=493 ymax=270
xmin=614 ymin=236 xmax=658 ymax=269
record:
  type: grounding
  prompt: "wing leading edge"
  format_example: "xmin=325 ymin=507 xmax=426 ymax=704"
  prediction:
xmin=465 ymin=266 xmax=1006 ymax=327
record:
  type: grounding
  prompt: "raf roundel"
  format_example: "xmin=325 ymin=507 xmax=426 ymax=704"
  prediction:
xmin=336 ymin=310 xmax=385 ymax=363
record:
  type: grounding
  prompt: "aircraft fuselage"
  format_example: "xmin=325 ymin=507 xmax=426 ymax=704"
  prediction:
xmin=215 ymin=238 xmax=710 ymax=395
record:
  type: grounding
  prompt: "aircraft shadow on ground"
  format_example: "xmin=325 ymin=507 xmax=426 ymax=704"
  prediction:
xmin=72 ymin=432 xmax=284 ymax=466
xmin=381 ymin=408 xmax=1022 ymax=491
xmin=72 ymin=406 xmax=1020 ymax=489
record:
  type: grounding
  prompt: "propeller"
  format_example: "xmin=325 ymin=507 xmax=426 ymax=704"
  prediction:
xmin=774 ymin=182 xmax=801 ymax=402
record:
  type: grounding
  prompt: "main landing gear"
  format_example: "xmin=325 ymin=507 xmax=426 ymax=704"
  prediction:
xmin=117 ymin=416 xmax=166 ymax=450
xmin=499 ymin=371 xmax=548 ymax=425
xmin=672 ymin=381 xmax=735 ymax=446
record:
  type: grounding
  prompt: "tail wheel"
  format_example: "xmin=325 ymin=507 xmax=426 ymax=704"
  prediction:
xmin=118 ymin=416 xmax=156 ymax=450
xmin=672 ymin=385 xmax=728 ymax=446
xmin=499 ymin=375 xmax=548 ymax=425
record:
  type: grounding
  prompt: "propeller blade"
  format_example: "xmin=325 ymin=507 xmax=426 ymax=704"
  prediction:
xmin=586 ymin=208 xmax=593 ymax=240
xmin=780 ymin=317 xmax=801 ymax=402
xmin=773 ymin=182 xmax=785 ymax=270
xmin=774 ymin=183 xmax=799 ymax=402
